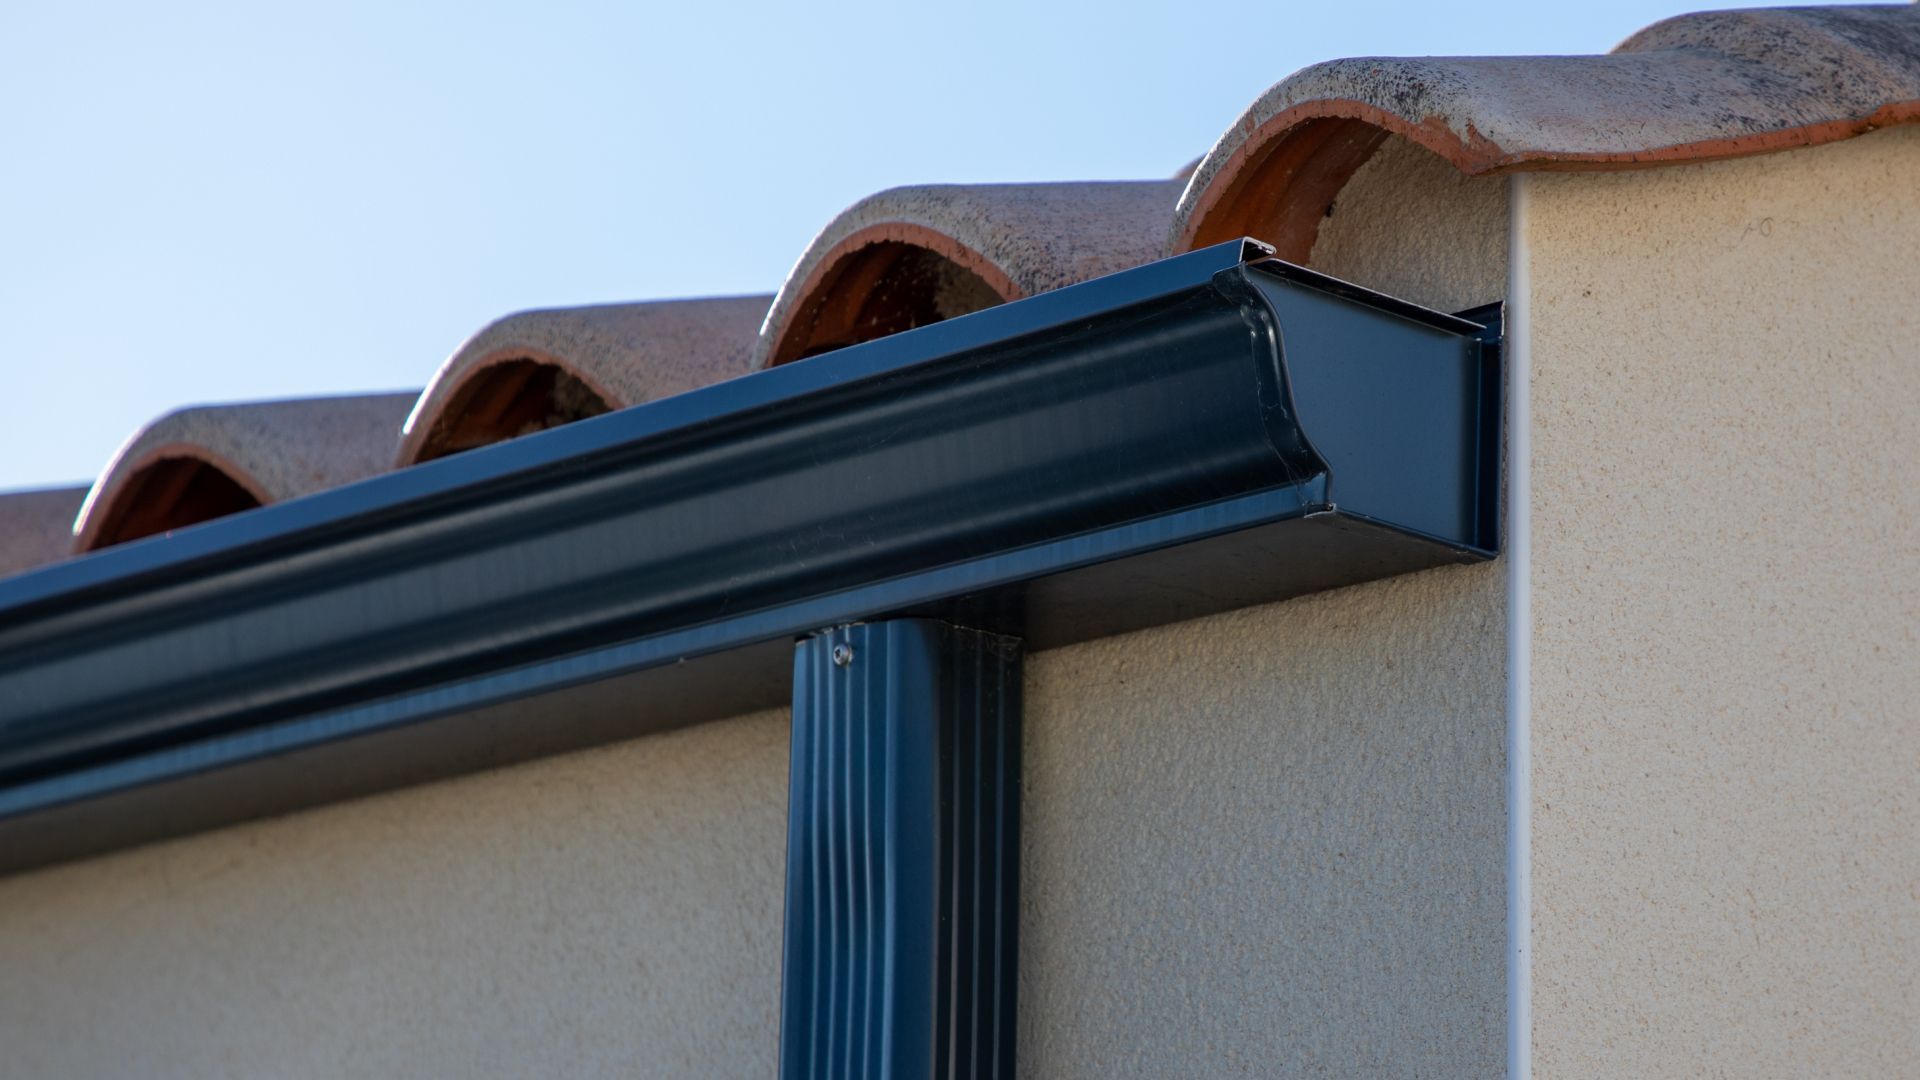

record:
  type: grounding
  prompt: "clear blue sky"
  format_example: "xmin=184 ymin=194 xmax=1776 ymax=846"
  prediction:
xmin=0 ymin=1 xmax=1815 ymax=492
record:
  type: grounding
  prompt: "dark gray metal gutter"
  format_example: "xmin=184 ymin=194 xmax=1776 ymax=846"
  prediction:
xmin=0 ymin=240 xmax=1499 ymax=872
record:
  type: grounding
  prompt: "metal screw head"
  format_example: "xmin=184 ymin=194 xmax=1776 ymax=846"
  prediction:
xmin=831 ymin=643 xmax=855 ymax=667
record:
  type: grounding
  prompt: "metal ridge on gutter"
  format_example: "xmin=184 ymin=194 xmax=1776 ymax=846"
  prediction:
xmin=0 ymin=239 xmax=1499 ymax=871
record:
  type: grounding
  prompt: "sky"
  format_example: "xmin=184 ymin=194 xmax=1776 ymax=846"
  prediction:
xmin=0 ymin=0 xmax=1820 ymax=492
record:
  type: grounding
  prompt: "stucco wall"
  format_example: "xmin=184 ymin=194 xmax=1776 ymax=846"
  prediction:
xmin=1524 ymin=125 xmax=1920 ymax=1076
xmin=1020 ymin=565 xmax=1508 ymax=1076
xmin=1309 ymin=134 xmax=1511 ymax=313
xmin=0 ymin=710 xmax=792 ymax=1080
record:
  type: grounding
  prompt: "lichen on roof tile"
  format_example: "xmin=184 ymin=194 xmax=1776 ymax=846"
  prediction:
xmin=75 ymin=393 xmax=417 ymax=552
xmin=756 ymin=179 xmax=1185 ymax=368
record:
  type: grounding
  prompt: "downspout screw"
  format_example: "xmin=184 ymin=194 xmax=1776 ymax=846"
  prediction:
xmin=831 ymin=643 xmax=855 ymax=668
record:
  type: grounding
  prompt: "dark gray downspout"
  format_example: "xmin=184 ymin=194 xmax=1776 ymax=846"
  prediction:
xmin=780 ymin=621 xmax=1021 ymax=1079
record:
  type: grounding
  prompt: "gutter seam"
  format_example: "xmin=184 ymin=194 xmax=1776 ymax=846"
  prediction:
xmin=1505 ymin=172 xmax=1534 ymax=1080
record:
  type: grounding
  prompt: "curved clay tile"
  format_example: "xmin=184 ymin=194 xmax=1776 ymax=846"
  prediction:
xmin=0 ymin=486 xmax=87 ymax=578
xmin=755 ymin=179 xmax=1184 ymax=368
xmin=398 ymin=296 xmax=770 ymax=466
xmin=75 ymin=393 xmax=416 ymax=553
xmin=1175 ymin=3 xmax=1920 ymax=257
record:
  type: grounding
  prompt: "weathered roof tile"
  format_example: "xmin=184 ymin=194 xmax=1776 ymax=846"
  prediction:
xmin=399 ymin=296 xmax=769 ymax=465
xmin=1175 ymin=4 xmax=1920 ymax=255
xmin=756 ymin=179 xmax=1184 ymax=367
xmin=74 ymin=393 xmax=416 ymax=552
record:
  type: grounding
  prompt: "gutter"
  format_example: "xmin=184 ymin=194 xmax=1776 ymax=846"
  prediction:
xmin=0 ymin=238 xmax=1499 ymax=874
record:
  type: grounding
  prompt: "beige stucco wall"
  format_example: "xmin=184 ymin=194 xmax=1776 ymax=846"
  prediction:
xmin=0 ymin=710 xmax=793 ymax=1080
xmin=1524 ymin=124 xmax=1920 ymax=1076
xmin=1020 ymin=566 xmax=1508 ymax=1076
xmin=0 ymin=134 xmax=1515 ymax=1078
xmin=1309 ymin=134 xmax=1511 ymax=314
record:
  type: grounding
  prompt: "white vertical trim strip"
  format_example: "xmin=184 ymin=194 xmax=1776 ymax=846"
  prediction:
xmin=1505 ymin=172 xmax=1534 ymax=1080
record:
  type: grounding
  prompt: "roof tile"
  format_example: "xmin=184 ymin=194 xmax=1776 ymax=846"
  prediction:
xmin=74 ymin=393 xmax=416 ymax=552
xmin=398 ymin=296 xmax=770 ymax=465
xmin=756 ymin=179 xmax=1184 ymax=367
xmin=1175 ymin=4 xmax=1920 ymax=255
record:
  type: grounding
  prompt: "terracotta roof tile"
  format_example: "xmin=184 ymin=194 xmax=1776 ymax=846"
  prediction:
xmin=398 ymin=296 xmax=769 ymax=466
xmin=0 ymin=487 xmax=87 ymax=577
xmin=74 ymin=393 xmax=416 ymax=552
xmin=756 ymin=179 xmax=1185 ymax=367
xmin=1175 ymin=3 xmax=1920 ymax=256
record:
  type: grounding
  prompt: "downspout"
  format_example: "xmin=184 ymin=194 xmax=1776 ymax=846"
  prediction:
xmin=1505 ymin=172 xmax=1534 ymax=1080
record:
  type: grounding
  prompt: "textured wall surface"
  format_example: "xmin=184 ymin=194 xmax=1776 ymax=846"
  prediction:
xmin=0 ymin=710 xmax=791 ymax=1080
xmin=1309 ymin=135 xmax=1511 ymax=313
xmin=1021 ymin=566 xmax=1508 ymax=1076
xmin=1524 ymin=125 xmax=1920 ymax=1076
